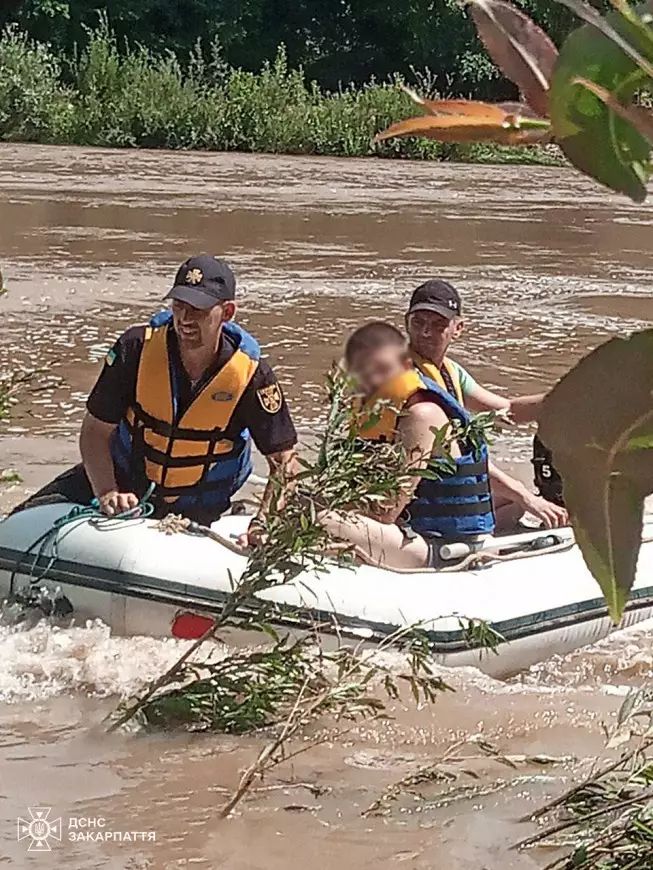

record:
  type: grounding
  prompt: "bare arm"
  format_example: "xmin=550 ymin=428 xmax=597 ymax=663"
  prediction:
xmin=465 ymin=383 xmax=545 ymax=424
xmin=80 ymin=412 xmax=138 ymax=515
xmin=489 ymin=461 xmax=567 ymax=528
xmin=240 ymin=448 xmax=299 ymax=547
xmin=370 ymin=400 xmax=452 ymax=525
xmin=507 ymin=392 xmax=546 ymax=424
xmin=488 ymin=461 xmax=531 ymax=504
xmin=257 ymin=449 xmax=298 ymax=518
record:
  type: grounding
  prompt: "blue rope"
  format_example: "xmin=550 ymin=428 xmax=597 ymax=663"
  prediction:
xmin=10 ymin=483 xmax=157 ymax=591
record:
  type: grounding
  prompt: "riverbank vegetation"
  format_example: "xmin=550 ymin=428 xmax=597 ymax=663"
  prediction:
xmin=1 ymin=0 xmax=575 ymax=97
xmin=0 ymin=22 xmax=562 ymax=162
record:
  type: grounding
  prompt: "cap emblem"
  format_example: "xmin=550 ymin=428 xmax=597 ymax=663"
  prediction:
xmin=185 ymin=268 xmax=203 ymax=286
xmin=448 ymin=299 xmax=457 ymax=309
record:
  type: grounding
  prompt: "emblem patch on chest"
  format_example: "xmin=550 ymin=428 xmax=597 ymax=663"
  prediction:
xmin=257 ymin=383 xmax=283 ymax=414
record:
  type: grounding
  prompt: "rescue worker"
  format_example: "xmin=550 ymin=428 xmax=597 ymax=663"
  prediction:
xmin=405 ymin=280 xmax=567 ymax=529
xmin=16 ymin=255 xmax=297 ymax=546
xmin=318 ymin=322 xmax=494 ymax=569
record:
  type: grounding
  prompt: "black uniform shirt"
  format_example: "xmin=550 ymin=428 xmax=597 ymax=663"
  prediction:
xmin=87 ymin=324 xmax=298 ymax=455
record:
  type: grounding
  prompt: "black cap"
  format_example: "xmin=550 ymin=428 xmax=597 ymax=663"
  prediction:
xmin=164 ymin=255 xmax=236 ymax=310
xmin=408 ymin=280 xmax=461 ymax=320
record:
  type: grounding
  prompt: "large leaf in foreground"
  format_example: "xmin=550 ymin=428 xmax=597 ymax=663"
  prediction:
xmin=549 ymin=4 xmax=653 ymax=201
xmin=539 ymin=330 xmax=653 ymax=623
xmin=575 ymin=77 xmax=653 ymax=141
xmin=469 ymin=0 xmax=559 ymax=117
xmin=556 ymin=0 xmax=653 ymax=80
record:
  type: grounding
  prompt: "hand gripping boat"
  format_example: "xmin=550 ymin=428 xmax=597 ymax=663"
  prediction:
xmin=1 ymin=503 xmax=653 ymax=679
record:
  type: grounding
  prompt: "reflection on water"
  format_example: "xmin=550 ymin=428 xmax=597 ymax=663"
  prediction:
xmin=0 ymin=144 xmax=652 ymax=869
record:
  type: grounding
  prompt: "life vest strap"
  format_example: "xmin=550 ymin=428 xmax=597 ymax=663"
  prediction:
xmin=450 ymin=460 xmax=486 ymax=477
xmin=132 ymin=403 xmax=227 ymax=441
xmin=141 ymin=441 xmax=241 ymax=469
xmin=154 ymin=476 xmax=248 ymax=498
xmin=439 ymin=365 xmax=457 ymax=399
xmin=413 ymin=500 xmax=494 ymax=518
xmin=424 ymin=480 xmax=490 ymax=498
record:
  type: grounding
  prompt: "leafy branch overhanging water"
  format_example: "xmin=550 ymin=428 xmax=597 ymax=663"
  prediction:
xmin=107 ymin=366 xmax=500 ymax=813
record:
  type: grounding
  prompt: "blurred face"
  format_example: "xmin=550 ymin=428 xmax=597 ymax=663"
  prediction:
xmin=349 ymin=344 xmax=410 ymax=394
xmin=407 ymin=310 xmax=464 ymax=362
xmin=172 ymin=299 xmax=236 ymax=351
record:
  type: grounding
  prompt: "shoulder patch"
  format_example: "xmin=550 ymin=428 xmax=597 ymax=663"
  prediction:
xmin=105 ymin=348 xmax=117 ymax=366
xmin=257 ymin=382 xmax=283 ymax=414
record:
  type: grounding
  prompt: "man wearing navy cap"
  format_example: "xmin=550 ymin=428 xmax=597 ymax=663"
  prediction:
xmin=18 ymin=255 xmax=297 ymax=545
xmin=406 ymin=280 xmax=567 ymax=530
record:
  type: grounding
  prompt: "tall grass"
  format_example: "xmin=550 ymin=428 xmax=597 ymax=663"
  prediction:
xmin=0 ymin=23 xmax=561 ymax=163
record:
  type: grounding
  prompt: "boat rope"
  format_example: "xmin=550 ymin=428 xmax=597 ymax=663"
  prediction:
xmin=187 ymin=522 xmax=249 ymax=556
xmin=436 ymin=538 xmax=576 ymax=572
xmin=8 ymin=484 xmax=157 ymax=594
xmin=180 ymin=520 xmax=578 ymax=571
xmin=151 ymin=513 xmax=249 ymax=555
xmin=344 ymin=537 xmax=578 ymax=574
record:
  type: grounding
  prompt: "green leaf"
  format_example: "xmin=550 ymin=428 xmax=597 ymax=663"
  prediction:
xmin=418 ymin=467 xmax=445 ymax=481
xmin=0 ymin=469 xmax=22 ymax=484
xmin=539 ymin=329 xmax=653 ymax=622
xmin=626 ymin=434 xmax=653 ymax=451
xmin=549 ymin=3 xmax=653 ymax=201
xmin=556 ymin=0 xmax=653 ymax=79
xmin=571 ymin=845 xmax=588 ymax=867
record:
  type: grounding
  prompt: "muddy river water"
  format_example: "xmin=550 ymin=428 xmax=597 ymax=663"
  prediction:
xmin=0 ymin=144 xmax=652 ymax=869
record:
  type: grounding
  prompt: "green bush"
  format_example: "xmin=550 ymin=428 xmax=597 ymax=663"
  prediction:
xmin=0 ymin=23 xmax=563 ymax=164
xmin=0 ymin=26 xmax=73 ymax=141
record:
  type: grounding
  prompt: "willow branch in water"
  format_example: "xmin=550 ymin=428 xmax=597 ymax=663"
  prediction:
xmin=513 ymin=788 xmax=653 ymax=851
xmin=110 ymin=366 xmax=496 ymax=733
xmin=514 ymin=688 xmax=653 ymax=868
xmin=218 ymin=622 xmax=452 ymax=817
xmin=520 ymin=735 xmax=653 ymax=823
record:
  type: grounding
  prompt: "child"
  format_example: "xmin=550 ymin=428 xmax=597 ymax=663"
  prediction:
xmin=318 ymin=322 xmax=494 ymax=570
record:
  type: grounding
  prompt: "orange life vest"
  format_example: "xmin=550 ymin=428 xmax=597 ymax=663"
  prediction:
xmin=411 ymin=353 xmax=464 ymax=405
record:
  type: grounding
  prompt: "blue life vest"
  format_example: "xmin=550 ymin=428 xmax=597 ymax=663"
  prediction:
xmin=111 ymin=309 xmax=260 ymax=518
xmin=357 ymin=369 xmax=495 ymax=539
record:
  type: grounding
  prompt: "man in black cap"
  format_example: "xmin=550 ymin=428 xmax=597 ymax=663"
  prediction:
xmin=406 ymin=279 xmax=567 ymax=530
xmin=17 ymin=255 xmax=298 ymax=546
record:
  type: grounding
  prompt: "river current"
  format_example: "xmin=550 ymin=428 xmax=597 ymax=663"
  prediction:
xmin=0 ymin=144 xmax=652 ymax=869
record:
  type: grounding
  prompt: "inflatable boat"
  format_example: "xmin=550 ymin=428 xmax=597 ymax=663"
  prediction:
xmin=1 ymin=503 xmax=653 ymax=678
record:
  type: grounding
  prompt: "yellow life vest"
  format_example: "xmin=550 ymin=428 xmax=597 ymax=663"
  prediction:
xmin=356 ymin=368 xmax=495 ymax=539
xmin=411 ymin=353 xmax=464 ymax=405
xmin=356 ymin=369 xmax=428 ymax=442
xmin=117 ymin=321 xmax=259 ymax=499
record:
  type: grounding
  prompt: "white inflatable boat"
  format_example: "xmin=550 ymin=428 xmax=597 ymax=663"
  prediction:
xmin=1 ymin=503 xmax=653 ymax=678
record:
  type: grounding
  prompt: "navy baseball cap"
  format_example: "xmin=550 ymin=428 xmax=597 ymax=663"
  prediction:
xmin=408 ymin=280 xmax=462 ymax=319
xmin=164 ymin=255 xmax=236 ymax=309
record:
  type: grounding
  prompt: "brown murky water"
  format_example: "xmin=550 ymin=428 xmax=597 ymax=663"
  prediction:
xmin=1 ymin=144 xmax=652 ymax=869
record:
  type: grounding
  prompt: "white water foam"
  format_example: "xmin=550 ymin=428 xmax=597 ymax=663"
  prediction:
xmin=519 ymin=618 xmax=653 ymax=691
xmin=0 ymin=620 xmax=196 ymax=703
xmin=1 ymin=617 xmax=652 ymax=705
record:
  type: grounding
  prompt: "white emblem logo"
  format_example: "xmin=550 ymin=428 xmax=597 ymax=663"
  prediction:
xmin=17 ymin=807 xmax=62 ymax=851
xmin=447 ymin=298 xmax=457 ymax=309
